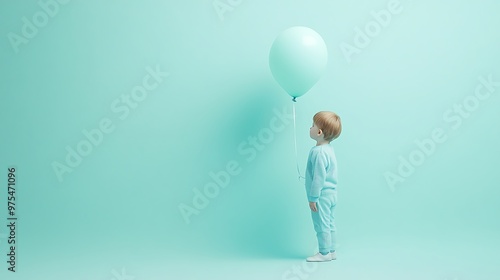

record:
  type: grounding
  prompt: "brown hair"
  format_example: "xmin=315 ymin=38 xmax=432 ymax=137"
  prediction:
xmin=313 ymin=111 xmax=342 ymax=142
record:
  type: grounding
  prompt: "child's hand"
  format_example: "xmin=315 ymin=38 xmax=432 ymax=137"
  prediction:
xmin=309 ymin=202 xmax=317 ymax=212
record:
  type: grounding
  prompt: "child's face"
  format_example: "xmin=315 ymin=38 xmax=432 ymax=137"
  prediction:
xmin=309 ymin=122 xmax=323 ymax=140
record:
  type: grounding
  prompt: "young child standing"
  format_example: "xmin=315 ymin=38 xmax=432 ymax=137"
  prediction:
xmin=305 ymin=111 xmax=342 ymax=262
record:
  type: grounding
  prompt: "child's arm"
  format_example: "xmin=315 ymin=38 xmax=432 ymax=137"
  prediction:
xmin=308 ymin=150 xmax=328 ymax=203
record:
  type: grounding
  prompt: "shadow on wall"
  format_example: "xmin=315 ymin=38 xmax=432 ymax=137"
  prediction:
xmin=186 ymin=76 xmax=310 ymax=259
xmin=199 ymin=77 xmax=287 ymax=157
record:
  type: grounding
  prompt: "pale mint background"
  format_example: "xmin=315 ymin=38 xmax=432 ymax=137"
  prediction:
xmin=1 ymin=0 xmax=499 ymax=280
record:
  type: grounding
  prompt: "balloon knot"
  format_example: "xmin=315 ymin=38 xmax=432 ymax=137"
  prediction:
xmin=292 ymin=97 xmax=297 ymax=102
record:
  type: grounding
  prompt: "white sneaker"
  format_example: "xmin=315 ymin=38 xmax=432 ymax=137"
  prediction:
xmin=330 ymin=251 xmax=337 ymax=260
xmin=306 ymin=252 xmax=331 ymax=262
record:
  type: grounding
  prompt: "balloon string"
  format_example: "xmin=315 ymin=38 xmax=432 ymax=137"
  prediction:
xmin=292 ymin=99 xmax=305 ymax=182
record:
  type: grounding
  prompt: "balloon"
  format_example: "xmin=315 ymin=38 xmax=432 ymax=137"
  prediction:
xmin=269 ymin=26 xmax=328 ymax=100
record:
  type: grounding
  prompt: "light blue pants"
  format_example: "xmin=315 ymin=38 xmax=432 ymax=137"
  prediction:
xmin=310 ymin=189 xmax=337 ymax=255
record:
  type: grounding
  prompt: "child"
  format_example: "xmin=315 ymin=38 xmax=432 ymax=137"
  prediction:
xmin=305 ymin=111 xmax=342 ymax=262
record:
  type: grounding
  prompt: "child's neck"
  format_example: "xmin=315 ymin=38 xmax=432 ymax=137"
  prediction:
xmin=316 ymin=140 xmax=329 ymax=146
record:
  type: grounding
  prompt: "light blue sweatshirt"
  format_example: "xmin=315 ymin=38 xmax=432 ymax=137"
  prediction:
xmin=305 ymin=143 xmax=338 ymax=202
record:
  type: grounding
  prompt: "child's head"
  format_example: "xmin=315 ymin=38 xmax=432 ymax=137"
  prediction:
xmin=310 ymin=111 xmax=342 ymax=143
